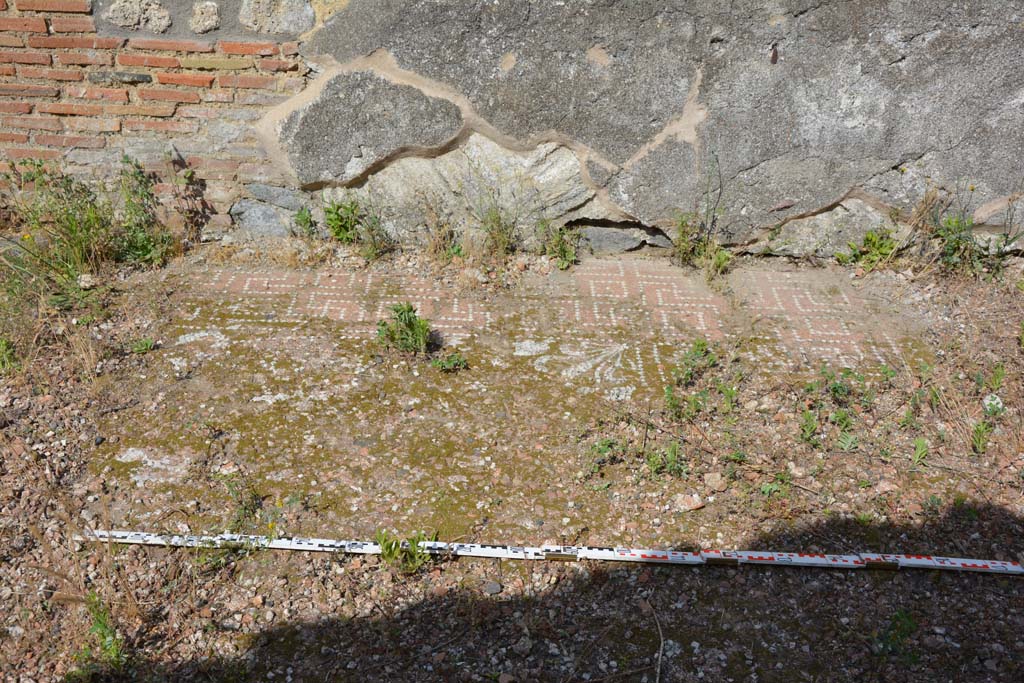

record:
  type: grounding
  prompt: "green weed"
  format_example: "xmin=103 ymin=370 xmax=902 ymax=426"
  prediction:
xmin=671 ymin=338 xmax=718 ymax=387
xmin=375 ymin=529 xmax=434 ymax=574
xmin=480 ymin=204 xmax=517 ymax=258
xmin=646 ymin=442 xmax=688 ymax=478
xmin=799 ymin=410 xmax=819 ymax=445
xmin=911 ymin=437 xmax=929 ymax=467
xmin=983 ymin=394 xmax=1005 ymax=419
xmin=114 ymin=157 xmax=173 ymax=265
xmin=324 ymin=200 xmax=360 ymax=243
xmin=0 ymin=338 xmax=16 ymax=374
xmin=717 ymin=382 xmax=738 ymax=413
xmin=377 ymin=303 xmax=433 ymax=355
xmin=971 ymin=421 xmax=993 ymax=454
xmin=835 ymin=227 xmax=898 ymax=271
xmin=129 ymin=338 xmax=155 ymax=355
xmin=873 ymin=610 xmax=918 ymax=662
xmin=537 ymin=220 xmax=579 ymax=270
xmin=293 ymin=207 xmax=316 ymax=238
xmin=74 ymin=592 xmax=126 ymax=673
xmin=836 ymin=432 xmax=858 ymax=453
xmin=986 ymin=363 xmax=1006 ymax=392
xmin=431 ymin=351 xmax=468 ymax=373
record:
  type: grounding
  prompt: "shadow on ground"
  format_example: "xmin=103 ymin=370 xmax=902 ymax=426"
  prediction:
xmin=92 ymin=505 xmax=1024 ymax=682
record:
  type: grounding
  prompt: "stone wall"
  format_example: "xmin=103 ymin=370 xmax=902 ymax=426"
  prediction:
xmin=2 ymin=1 xmax=1023 ymax=253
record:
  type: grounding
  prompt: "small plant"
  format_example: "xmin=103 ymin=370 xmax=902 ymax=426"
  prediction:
xmin=982 ymin=394 xmax=1005 ymax=419
xmin=375 ymin=529 xmax=434 ymax=574
xmin=664 ymin=384 xmax=682 ymax=420
xmin=986 ymin=363 xmax=1006 ymax=392
xmin=879 ymin=364 xmax=897 ymax=382
xmin=537 ymin=220 xmax=579 ymax=270
xmin=799 ymin=410 xmax=819 ymax=445
xmin=671 ymin=338 xmax=718 ymax=387
xmin=829 ymin=409 xmax=853 ymax=432
xmin=836 ymin=432 xmax=858 ymax=453
xmin=923 ymin=494 xmax=943 ymax=516
xmin=647 ymin=442 xmax=688 ymax=478
xmin=426 ymin=219 xmax=462 ymax=264
xmin=432 ymin=351 xmax=468 ymax=373
xmin=703 ymin=242 xmax=732 ymax=281
xmin=835 ymin=227 xmax=898 ymax=271
xmin=971 ymin=421 xmax=993 ymax=454
xmin=377 ymin=303 xmax=433 ymax=354
xmin=683 ymin=390 xmax=709 ymax=421
xmin=222 ymin=475 xmax=263 ymax=533
xmin=873 ymin=610 xmax=918 ymax=662
xmin=84 ymin=591 xmax=126 ymax=671
xmin=115 ymin=157 xmax=173 ymax=265
xmin=293 ymin=207 xmax=316 ymax=238
xmin=480 ymin=204 xmax=517 ymax=258
xmin=911 ymin=437 xmax=929 ymax=467
xmin=129 ymin=338 xmax=155 ymax=355
xmin=717 ymin=382 xmax=738 ymax=413
xmin=0 ymin=338 xmax=16 ymax=374
xmin=324 ymin=200 xmax=360 ymax=243
xmin=356 ymin=211 xmax=394 ymax=260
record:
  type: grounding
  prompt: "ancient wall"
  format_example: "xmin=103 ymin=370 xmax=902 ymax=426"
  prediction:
xmin=2 ymin=1 xmax=1023 ymax=254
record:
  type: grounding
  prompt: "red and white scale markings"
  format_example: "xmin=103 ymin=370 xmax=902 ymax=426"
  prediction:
xmin=83 ymin=530 xmax=1023 ymax=576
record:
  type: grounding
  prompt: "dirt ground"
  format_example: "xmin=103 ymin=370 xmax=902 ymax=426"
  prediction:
xmin=2 ymin=242 xmax=1023 ymax=682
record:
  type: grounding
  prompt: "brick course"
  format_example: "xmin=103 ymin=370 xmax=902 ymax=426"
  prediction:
xmin=0 ymin=3 xmax=312 ymax=232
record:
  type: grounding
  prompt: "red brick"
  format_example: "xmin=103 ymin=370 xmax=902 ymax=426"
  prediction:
xmin=0 ymin=50 xmax=50 ymax=64
xmin=0 ymin=64 xmax=14 ymax=75
xmin=0 ymin=83 xmax=58 ymax=97
xmin=65 ymin=85 xmax=128 ymax=102
xmin=63 ymin=116 xmax=118 ymax=131
xmin=216 ymin=41 xmax=278 ymax=56
xmin=154 ymin=72 xmax=214 ymax=88
xmin=281 ymin=42 xmax=299 ymax=56
xmin=55 ymin=52 xmax=111 ymax=66
xmin=123 ymin=118 xmax=198 ymax=133
xmin=36 ymin=102 xmax=103 ymax=115
xmin=0 ymin=36 xmax=24 ymax=48
xmin=0 ymin=18 xmax=48 ymax=33
xmin=15 ymin=0 xmax=92 ymax=12
xmin=127 ymin=38 xmax=213 ymax=53
xmin=258 ymin=58 xmax=297 ymax=72
xmin=117 ymin=53 xmax=179 ymax=68
xmin=49 ymin=16 xmax=95 ymax=33
xmin=1 ymin=115 xmax=62 ymax=130
xmin=4 ymin=147 xmax=63 ymax=160
xmin=218 ymin=74 xmax=277 ymax=90
xmin=0 ymin=102 xmax=33 ymax=113
xmin=28 ymin=36 xmax=121 ymax=49
xmin=35 ymin=133 xmax=104 ymax=148
xmin=0 ymin=132 xmax=29 ymax=143
xmin=19 ymin=66 xmax=83 ymax=81
xmin=138 ymin=88 xmax=201 ymax=104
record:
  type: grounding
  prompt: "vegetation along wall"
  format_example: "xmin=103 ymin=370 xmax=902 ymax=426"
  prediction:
xmin=1 ymin=1 xmax=1022 ymax=256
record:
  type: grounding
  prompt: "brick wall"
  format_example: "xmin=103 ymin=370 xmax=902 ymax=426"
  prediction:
xmin=0 ymin=0 xmax=311 ymax=235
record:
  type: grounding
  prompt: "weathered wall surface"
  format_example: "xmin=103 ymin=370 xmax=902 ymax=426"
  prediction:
xmin=2 ymin=1 xmax=1023 ymax=251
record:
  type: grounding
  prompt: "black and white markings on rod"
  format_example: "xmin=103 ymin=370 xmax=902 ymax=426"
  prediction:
xmin=78 ymin=530 xmax=1024 ymax=576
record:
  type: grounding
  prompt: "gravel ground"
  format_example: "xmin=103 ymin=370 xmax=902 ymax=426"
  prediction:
xmin=2 ymin=244 xmax=1023 ymax=682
